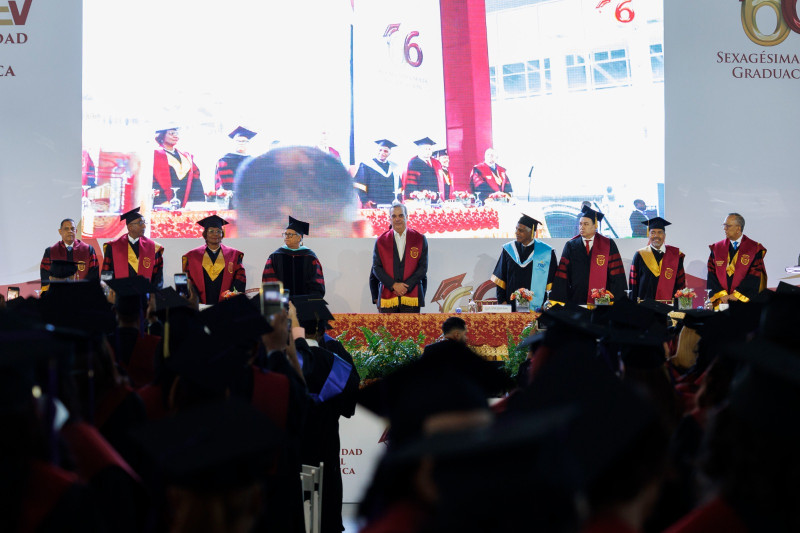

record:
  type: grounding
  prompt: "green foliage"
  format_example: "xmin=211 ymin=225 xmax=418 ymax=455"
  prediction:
xmin=504 ymin=322 xmax=537 ymax=379
xmin=336 ymin=327 xmax=426 ymax=382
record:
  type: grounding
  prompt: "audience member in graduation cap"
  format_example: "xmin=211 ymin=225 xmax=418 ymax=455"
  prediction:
xmin=181 ymin=215 xmax=246 ymax=305
xmin=214 ymin=126 xmax=256 ymax=207
xmin=628 ymin=217 xmax=687 ymax=302
xmin=293 ymin=297 xmax=359 ymax=533
xmin=101 ymin=207 xmax=165 ymax=288
xmin=130 ymin=399 xmax=284 ymax=533
xmin=469 ymin=147 xmax=513 ymax=198
xmin=152 ymin=126 xmax=205 ymax=208
xmin=354 ymin=139 xmax=402 ymax=208
xmin=706 ymin=212 xmax=767 ymax=308
xmin=403 ymin=137 xmax=444 ymax=200
xmin=491 ymin=213 xmax=557 ymax=309
xmin=40 ymin=217 xmax=99 ymax=292
xmin=235 ymin=146 xmax=359 ymax=238
xmin=550 ymin=205 xmax=628 ymax=306
xmin=262 ymin=216 xmax=325 ymax=298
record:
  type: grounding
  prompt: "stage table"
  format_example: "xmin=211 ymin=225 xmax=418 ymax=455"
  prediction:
xmin=329 ymin=312 xmax=538 ymax=360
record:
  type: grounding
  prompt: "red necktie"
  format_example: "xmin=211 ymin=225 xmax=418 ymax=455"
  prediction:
xmin=585 ymin=240 xmax=590 ymax=254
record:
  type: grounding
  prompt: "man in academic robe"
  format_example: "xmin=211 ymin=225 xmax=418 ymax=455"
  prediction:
xmin=182 ymin=215 xmax=246 ymax=305
xmin=354 ymin=139 xmax=401 ymax=207
xmin=403 ymin=137 xmax=443 ymax=200
xmin=371 ymin=202 xmax=428 ymax=313
xmin=470 ymin=147 xmax=513 ymax=198
xmin=214 ymin=126 xmax=256 ymax=209
xmin=152 ymin=126 xmax=204 ymax=208
xmin=492 ymin=214 xmax=558 ymax=309
xmin=550 ymin=206 xmax=627 ymax=305
xmin=101 ymin=208 xmax=164 ymax=288
xmin=40 ymin=218 xmax=99 ymax=291
xmin=707 ymin=212 xmax=766 ymax=306
xmin=629 ymin=217 xmax=686 ymax=302
xmin=433 ymin=148 xmax=453 ymax=200
xmin=262 ymin=217 xmax=325 ymax=298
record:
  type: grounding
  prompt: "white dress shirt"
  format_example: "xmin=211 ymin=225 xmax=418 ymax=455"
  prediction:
xmin=394 ymin=229 xmax=407 ymax=259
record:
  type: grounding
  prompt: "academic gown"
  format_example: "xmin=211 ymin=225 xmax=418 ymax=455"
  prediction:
xmin=371 ymin=230 xmax=429 ymax=312
xmin=354 ymin=159 xmax=400 ymax=206
xmin=40 ymin=240 xmax=99 ymax=289
xmin=262 ymin=247 xmax=325 ymax=298
xmin=183 ymin=246 xmax=246 ymax=305
xmin=706 ymin=237 xmax=766 ymax=302
xmin=296 ymin=338 xmax=360 ymax=533
xmin=152 ymin=147 xmax=205 ymax=207
xmin=491 ymin=241 xmax=557 ymax=305
xmin=550 ymin=235 xmax=627 ymax=305
xmin=101 ymin=237 xmax=165 ymax=289
xmin=404 ymin=156 xmax=441 ymax=199
xmin=629 ymin=246 xmax=686 ymax=301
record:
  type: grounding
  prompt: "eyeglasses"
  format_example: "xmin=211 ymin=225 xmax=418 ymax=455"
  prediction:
xmin=722 ymin=224 xmax=739 ymax=228
xmin=130 ymin=220 xmax=146 ymax=226
xmin=282 ymin=232 xmax=300 ymax=238
xmin=206 ymin=228 xmax=223 ymax=235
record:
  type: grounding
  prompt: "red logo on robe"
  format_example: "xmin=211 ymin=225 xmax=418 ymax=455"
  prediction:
xmin=740 ymin=254 xmax=750 ymax=266
xmin=410 ymin=247 xmax=419 ymax=259
xmin=228 ymin=261 xmax=234 ymax=273
xmin=664 ymin=268 xmax=673 ymax=280
xmin=596 ymin=254 xmax=605 ymax=266
xmin=143 ymin=257 xmax=151 ymax=269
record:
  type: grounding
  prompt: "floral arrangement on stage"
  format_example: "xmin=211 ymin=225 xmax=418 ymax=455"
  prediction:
xmin=409 ymin=190 xmax=438 ymax=201
xmin=591 ymin=288 xmax=613 ymax=305
xmin=220 ymin=289 xmax=240 ymax=300
xmin=205 ymin=188 xmax=233 ymax=199
xmin=674 ymin=287 xmax=696 ymax=310
xmin=510 ymin=288 xmax=534 ymax=303
xmin=486 ymin=191 xmax=511 ymax=202
xmin=452 ymin=190 xmax=472 ymax=200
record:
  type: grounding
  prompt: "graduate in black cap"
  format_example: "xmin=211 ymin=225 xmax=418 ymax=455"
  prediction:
xmin=469 ymin=147 xmax=513 ymax=198
xmin=181 ymin=215 xmax=246 ymax=305
xmin=629 ymin=217 xmax=687 ymax=302
xmin=214 ymin=126 xmax=256 ymax=208
xmin=403 ymin=137 xmax=444 ymax=200
xmin=152 ymin=126 xmax=205 ymax=208
xmin=491 ymin=214 xmax=557 ymax=308
xmin=262 ymin=216 xmax=325 ymax=298
xmin=101 ymin=207 xmax=165 ymax=288
xmin=550 ymin=205 xmax=627 ymax=305
xmin=354 ymin=139 xmax=402 ymax=207
xmin=40 ymin=217 xmax=99 ymax=292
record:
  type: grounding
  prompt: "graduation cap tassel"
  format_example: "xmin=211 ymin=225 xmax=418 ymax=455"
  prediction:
xmin=164 ymin=308 xmax=171 ymax=359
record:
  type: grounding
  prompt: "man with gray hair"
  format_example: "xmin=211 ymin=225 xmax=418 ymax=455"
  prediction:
xmin=370 ymin=201 xmax=428 ymax=313
xmin=707 ymin=212 xmax=767 ymax=306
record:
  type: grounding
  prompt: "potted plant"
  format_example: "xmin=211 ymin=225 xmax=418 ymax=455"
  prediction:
xmin=674 ymin=287 xmax=696 ymax=310
xmin=591 ymin=288 xmax=613 ymax=305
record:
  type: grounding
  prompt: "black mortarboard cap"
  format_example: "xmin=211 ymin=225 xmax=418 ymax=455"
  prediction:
xmin=49 ymin=259 xmax=79 ymax=279
xmin=106 ymin=276 xmax=157 ymax=316
xmin=642 ymin=216 xmax=671 ymax=231
xmin=228 ymin=126 xmax=257 ymax=140
xmin=518 ymin=214 xmax=541 ymax=231
xmin=602 ymin=328 xmax=666 ymax=370
xmin=199 ymin=294 xmax=273 ymax=343
xmin=432 ymin=149 xmax=448 ymax=158
xmin=286 ymin=216 xmax=310 ymax=236
xmin=579 ymin=205 xmax=604 ymax=224
xmin=155 ymin=126 xmax=179 ymax=134
xmin=758 ymin=292 xmax=800 ymax=352
xmin=374 ymin=139 xmax=397 ymax=148
xmin=413 ymin=137 xmax=436 ymax=146
xmin=294 ymin=298 xmax=335 ymax=332
xmin=196 ymin=214 xmax=229 ymax=229
xmin=776 ymin=281 xmax=800 ymax=295
xmin=153 ymin=287 xmax=192 ymax=312
xmin=130 ymin=399 xmax=284 ymax=491
xmin=120 ymin=207 xmax=143 ymax=224
xmin=40 ymin=280 xmax=116 ymax=336
xmin=637 ymin=299 xmax=674 ymax=319
xmin=167 ymin=331 xmax=252 ymax=396
xmin=518 ymin=331 xmax=545 ymax=352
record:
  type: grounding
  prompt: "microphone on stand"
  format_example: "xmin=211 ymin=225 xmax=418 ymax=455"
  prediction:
xmin=527 ymin=165 xmax=534 ymax=202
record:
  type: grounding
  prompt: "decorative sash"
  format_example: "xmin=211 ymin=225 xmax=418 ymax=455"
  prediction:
xmin=310 ymin=354 xmax=353 ymax=403
xmin=251 ymin=368 xmax=289 ymax=429
xmin=587 ymin=235 xmax=611 ymax=303
xmin=473 ymin=162 xmax=508 ymax=192
xmin=502 ymin=240 xmax=553 ymax=308
xmin=711 ymin=237 xmax=760 ymax=292
xmin=376 ymin=229 xmax=424 ymax=308
xmin=638 ymin=245 xmax=681 ymax=300
xmin=183 ymin=245 xmax=238 ymax=303
xmin=153 ymin=148 xmax=196 ymax=204
xmin=110 ymin=235 xmax=156 ymax=279
xmin=49 ymin=240 xmax=93 ymax=279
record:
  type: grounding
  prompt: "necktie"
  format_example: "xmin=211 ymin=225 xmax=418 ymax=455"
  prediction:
xmin=732 ymin=241 xmax=739 ymax=251
xmin=585 ymin=240 xmax=591 ymax=254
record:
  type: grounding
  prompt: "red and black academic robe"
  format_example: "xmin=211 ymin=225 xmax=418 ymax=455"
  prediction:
xmin=40 ymin=240 xmax=99 ymax=290
xmin=491 ymin=241 xmax=558 ymax=304
xmin=152 ymin=146 xmax=204 ymax=207
xmin=372 ymin=228 xmax=428 ymax=311
xmin=182 ymin=244 xmax=246 ymax=305
xmin=550 ymin=234 xmax=627 ymax=305
xmin=214 ymin=152 xmax=249 ymax=207
xmin=101 ymin=235 xmax=164 ymax=288
xmin=663 ymin=496 xmax=748 ymax=533
xmin=629 ymin=245 xmax=686 ymax=301
xmin=706 ymin=236 xmax=766 ymax=303
xmin=403 ymin=156 xmax=443 ymax=199
xmin=470 ymin=162 xmax=513 ymax=197
xmin=437 ymin=166 xmax=453 ymax=200
xmin=262 ymin=247 xmax=325 ymax=298
xmin=112 ymin=327 xmax=161 ymax=387
xmin=354 ymin=159 xmax=401 ymax=206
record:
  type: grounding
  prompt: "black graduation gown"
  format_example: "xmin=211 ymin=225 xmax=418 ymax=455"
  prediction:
xmin=491 ymin=241 xmax=558 ymax=304
xmin=354 ymin=159 xmax=398 ymax=205
xmin=263 ymin=248 xmax=325 ymax=298
xmin=404 ymin=156 xmax=439 ymax=198
xmin=629 ymin=248 xmax=686 ymax=301
xmin=550 ymin=236 xmax=627 ymax=305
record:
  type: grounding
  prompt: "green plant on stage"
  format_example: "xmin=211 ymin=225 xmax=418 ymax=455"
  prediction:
xmin=504 ymin=322 xmax=537 ymax=380
xmin=336 ymin=326 xmax=426 ymax=383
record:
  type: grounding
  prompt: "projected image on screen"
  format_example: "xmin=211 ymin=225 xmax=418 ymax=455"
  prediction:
xmin=80 ymin=0 xmax=663 ymax=240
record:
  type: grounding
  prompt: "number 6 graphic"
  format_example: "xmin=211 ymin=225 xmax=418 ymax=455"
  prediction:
xmin=404 ymin=31 xmax=423 ymax=67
